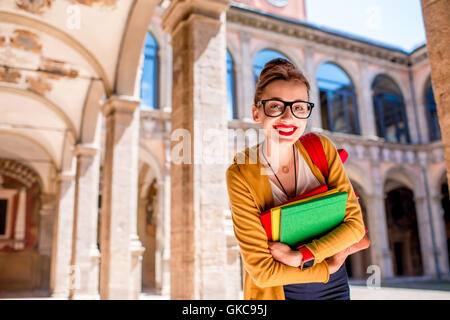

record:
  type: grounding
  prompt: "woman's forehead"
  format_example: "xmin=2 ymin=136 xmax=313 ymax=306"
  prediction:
xmin=261 ymin=80 xmax=308 ymax=100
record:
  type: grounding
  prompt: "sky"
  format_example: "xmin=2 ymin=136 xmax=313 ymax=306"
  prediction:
xmin=305 ymin=0 xmax=427 ymax=52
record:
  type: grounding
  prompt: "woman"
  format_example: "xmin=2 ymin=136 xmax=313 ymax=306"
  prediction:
xmin=225 ymin=58 xmax=369 ymax=300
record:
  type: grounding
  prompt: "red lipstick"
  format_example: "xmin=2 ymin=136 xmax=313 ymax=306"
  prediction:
xmin=273 ymin=124 xmax=298 ymax=136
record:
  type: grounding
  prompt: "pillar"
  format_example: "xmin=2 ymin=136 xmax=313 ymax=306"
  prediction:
xmin=421 ymin=0 xmax=450 ymax=183
xmin=430 ymin=193 xmax=450 ymax=275
xmin=305 ymin=46 xmax=322 ymax=131
xmin=357 ymin=59 xmax=377 ymax=138
xmin=69 ymin=144 xmax=101 ymax=299
xmin=50 ymin=172 xmax=76 ymax=298
xmin=162 ymin=0 xmax=231 ymax=299
xmin=238 ymin=31 xmax=255 ymax=121
xmin=414 ymin=195 xmax=437 ymax=276
xmin=38 ymin=193 xmax=57 ymax=291
xmin=99 ymin=95 xmax=145 ymax=300
xmin=367 ymin=148 xmax=394 ymax=278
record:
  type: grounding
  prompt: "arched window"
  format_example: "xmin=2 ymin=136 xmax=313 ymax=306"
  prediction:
xmin=140 ymin=32 xmax=159 ymax=110
xmin=227 ymin=50 xmax=237 ymax=120
xmin=372 ymin=75 xmax=410 ymax=143
xmin=253 ymin=49 xmax=290 ymax=82
xmin=425 ymin=79 xmax=441 ymax=141
xmin=317 ymin=62 xmax=360 ymax=135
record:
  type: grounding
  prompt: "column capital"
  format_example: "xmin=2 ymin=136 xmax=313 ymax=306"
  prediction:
xmin=101 ymin=95 xmax=140 ymax=117
xmin=162 ymin=0 xmax=230 ymax=35
xmin=40 ymin=192 xmax=57 ymax=206
xmin=57 ymin=171 xmax=75 ymax=181
xmin=73 ymin=143 xmax=99 ymax=157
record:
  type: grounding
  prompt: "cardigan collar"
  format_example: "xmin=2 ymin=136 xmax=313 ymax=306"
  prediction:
xmin=232 ymin=139 xmax=326 ymax=212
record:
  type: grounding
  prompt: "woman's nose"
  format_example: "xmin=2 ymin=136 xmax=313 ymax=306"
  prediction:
xmin=280 ymin=105 xmax=294 ymax=120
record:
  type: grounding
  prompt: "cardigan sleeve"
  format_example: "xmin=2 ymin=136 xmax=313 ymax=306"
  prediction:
xmin=303 ymin=135 xmax=366 ymax=265
xmin=226 ymin=164 xmax=330 ymax=287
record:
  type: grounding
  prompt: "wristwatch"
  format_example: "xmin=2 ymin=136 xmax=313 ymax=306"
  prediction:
xmin=297 ymin=245 xmax=315 ymax=270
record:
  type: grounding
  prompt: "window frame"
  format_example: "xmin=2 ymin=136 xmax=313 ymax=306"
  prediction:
xmin=140 ymin=32 xmax=159 ymax=110
xmin=0 ymin=189 xmax=17 ymax=240
xmin=317 ymin=63 xmax=360 ymax=135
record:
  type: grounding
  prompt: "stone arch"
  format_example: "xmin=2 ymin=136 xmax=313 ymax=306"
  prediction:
xmin=369 ymin=71 xmax=409 ymax=101
xmin=382 ymin=165 xmax=424 ymax=197
xmin=313 ymin=58 xmax=359 ymax=88
xmin=226 ymin=35 xmax=242 ymax=68
xmin=419 ymin=72 xmax=433 ymax=107
xmin=0 ymin=86 xmax=77 ymax=141
xmin=0 ymin=129 xmax=58 ymax=171
xmin=345 ymin=160 xmax=373 ymax=196
xmin=250 ymin=42 xmax=304 ymax=74
xmin=114 ymin=0 xmax=159 ymax=96
xmin=433 ymin=165 xmax=448 ymax=199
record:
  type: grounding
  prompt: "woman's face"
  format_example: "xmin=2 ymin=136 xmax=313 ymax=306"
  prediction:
xmin=252 ymin=79 xmax=309 ymax=147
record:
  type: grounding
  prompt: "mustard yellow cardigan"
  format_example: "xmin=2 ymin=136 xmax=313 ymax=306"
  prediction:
xmin=225 ymin=134 xmax=366 ymax=300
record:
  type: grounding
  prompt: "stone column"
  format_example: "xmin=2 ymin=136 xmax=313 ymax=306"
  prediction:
xmin=430 ymin=193 xmax=450 ymax=275
xmin=414 ymin=195 xmax=437 ymax=276
xmin=239 ymin=31 xmax=255 ymax=121
xmin=304 ymin=46 xmax=322 ymax=131
xmin=14 ymin=187 xmax=27 ymax=250
xmin=38 ymin=193 xmax=57 ymax=291
xmin=417 ymin=151 xmax=449 ymax=277
xmin=50 ymin=172 xmax=76 ymax=298
xmin=162 ymin=0 xmax=231 ymax=299
xmin=357 ymin=59 xmax=377 ymax=137
xmin=99 ymin=95 xmax=145 ymax=300
xmin=421 ymin=0 xmax=450 ymax=183
xmin=69 ymin=144 xmax=101 ymax=300
xmin=367 ymin=147 xmax=394 ymax=278
xmin=161 ymin=142 xmax=172 ymax=297
xmin=365 ymin=192 xmax=394 ymax=279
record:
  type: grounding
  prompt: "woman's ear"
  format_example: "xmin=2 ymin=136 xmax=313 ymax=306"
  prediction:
xmin=252 ymin=104 xmax=261 ymax=123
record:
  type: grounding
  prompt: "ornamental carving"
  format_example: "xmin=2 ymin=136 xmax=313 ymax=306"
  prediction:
xmin=16 ymin=0 xmax=53 ymax=14
xmin=0 ymin=159 xmax=40 ymax=189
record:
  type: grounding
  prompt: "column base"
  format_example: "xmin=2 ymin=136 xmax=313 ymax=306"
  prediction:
xmin=70 ymin=293 xmax=101 ymax=300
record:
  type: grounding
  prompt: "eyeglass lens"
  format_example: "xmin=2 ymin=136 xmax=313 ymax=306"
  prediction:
xmin=264 ymin=100 xmax=311 ymax=118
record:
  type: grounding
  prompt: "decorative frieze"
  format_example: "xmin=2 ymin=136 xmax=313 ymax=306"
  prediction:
xmin=227 ymin=5 xmax=423 ymax=66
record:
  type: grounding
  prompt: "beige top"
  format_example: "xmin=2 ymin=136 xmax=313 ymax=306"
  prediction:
xmin=259 ymin=145 xmax=321 ymax=206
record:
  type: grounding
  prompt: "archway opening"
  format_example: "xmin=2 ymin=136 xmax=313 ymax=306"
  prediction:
xmin=137 ymin=161 xmax=164 ymax=295
xmin=384 ymin=185 xmax=423 ymax=276
xmin=0 ymin=160 xmax=44 ymax=296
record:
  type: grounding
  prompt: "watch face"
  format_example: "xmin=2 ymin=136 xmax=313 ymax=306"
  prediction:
xmin=267 ymin=0 xmax=290 ymax=7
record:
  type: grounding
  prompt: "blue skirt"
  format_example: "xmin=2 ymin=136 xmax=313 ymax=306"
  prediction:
xmin=283 ymin=264 xmax=350 ymax=300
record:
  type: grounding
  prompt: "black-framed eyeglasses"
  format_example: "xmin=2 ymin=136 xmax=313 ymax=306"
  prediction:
xmin=258 ymin=98 xmax=314 ymax=119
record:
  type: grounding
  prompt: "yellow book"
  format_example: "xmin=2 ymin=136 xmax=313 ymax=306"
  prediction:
xmin=271 ymin=207 xmax=281 ymax=241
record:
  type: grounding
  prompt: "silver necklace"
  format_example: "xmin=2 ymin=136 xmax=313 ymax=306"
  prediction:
xmin=261 ymin=140 xmax=297 ymax=200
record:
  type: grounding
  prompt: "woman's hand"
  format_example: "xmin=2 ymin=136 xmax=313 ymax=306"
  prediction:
xmin=268 ymin=242 xmax=303 ymax=267
xmin=326 ymin=247 xmax=350 ymax=274
xmin=326 ymin=235 xmax=370 ymax=274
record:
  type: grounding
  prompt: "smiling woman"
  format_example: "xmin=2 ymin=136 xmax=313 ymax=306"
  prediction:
xmin=225 ymin=58 xmax=367 ymax=300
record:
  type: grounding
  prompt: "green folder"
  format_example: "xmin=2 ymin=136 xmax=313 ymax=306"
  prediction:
xmin=280 ymin=191 xmax=347 ymax=247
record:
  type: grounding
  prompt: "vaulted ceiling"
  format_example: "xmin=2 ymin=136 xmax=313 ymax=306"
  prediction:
xmin=0 ymin=0 xmax=158 ymax=192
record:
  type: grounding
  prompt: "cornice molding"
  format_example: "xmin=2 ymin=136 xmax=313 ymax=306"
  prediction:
xmin=227 ymin=6 xmax=428 ymax=67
